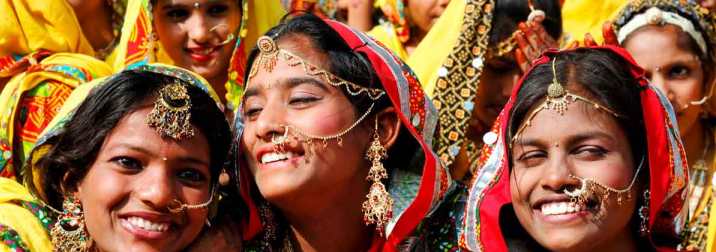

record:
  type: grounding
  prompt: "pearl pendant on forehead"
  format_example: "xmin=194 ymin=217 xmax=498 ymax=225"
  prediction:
xmin=193 ymin=2 xmax=200 ymax=9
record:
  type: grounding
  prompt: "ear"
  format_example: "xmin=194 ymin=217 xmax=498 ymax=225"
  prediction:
xmin=374 ymin=107 xmax=401 ymax=150
xmin=61 ymin=171 xmax=81 ymax=197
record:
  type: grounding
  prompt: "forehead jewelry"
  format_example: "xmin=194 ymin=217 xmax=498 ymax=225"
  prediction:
xmin=248 ymin=36 xmax=386 ymax=101
xmin=565 ymin=156 xmax=645 ymax=207
xmin=146 ymin=81 xmax=195 ymax=140
xmin=193 ymin=2 xmax=200 ymax=9
xmin=510 ymin=57 xmax=623 ymax=146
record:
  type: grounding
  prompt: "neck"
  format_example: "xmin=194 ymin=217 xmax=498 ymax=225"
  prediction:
xmin=276 ymin=177 xmax=373 ymax=251
xmin=75 ymin=2 xmax=115 ymax=53
xmin=683 ymin=120 xmax=708 ymax=167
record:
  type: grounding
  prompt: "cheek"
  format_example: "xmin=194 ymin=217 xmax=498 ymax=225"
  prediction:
xmin=510 ymin=168 xmax=536 ymax=204
xmin=78 ymin=165 xmax=128 ymax=244
xmin=288 ymin=104 xmax=355 ymax=136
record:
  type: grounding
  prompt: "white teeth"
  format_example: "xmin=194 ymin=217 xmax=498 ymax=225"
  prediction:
xmin=540 ymin=201 xmax=584 ymax=216
xmin=261 ymin=152 xmax=294 ymax=164
xmin=126 ymin=217 xmax=169 ymax=232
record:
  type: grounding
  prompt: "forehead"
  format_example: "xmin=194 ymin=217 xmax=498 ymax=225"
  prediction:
xmin=104 ymin=107 xmax=210 ymax=158
xmin=515 ymin=101 xmax=625 ymax=143
xmin=623 ymin=25 xmax=701 ymax=68
xmin=155 ymin=0 xmax=236 ymax=6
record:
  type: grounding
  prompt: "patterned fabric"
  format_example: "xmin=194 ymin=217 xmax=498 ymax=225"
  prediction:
xmin=375 ymin=0 xmax=410 ymax=43
xmin=405 ymin=182 xmax=467 ymax=251
xmin=234 ymin=18 xmax=446 ymax=252
xmin=462 ymin=46 xmax=689 ymax=251
xmin=111 ymin=0 xmax=285 ymax=111
xmin=0 ymin=178 xmax=54 ymax=252
xmin=0 ymin=53 xmax=112 ymax=180
xmin=431 ymin=0 xmax=494 ymax=168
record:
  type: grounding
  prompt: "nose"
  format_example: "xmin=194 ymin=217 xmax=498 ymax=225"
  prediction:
xmin=135 ymin=166 xmax=176 ymax=210
xmin=649 ymin=73 xmax=676 ymax=103
xmin=539 ymin=153 xmax=579 ymax=192
xmin=186 ymin=12 xmax=211 ymax=44
xmin=253 ymin=100 xmax=288 ymax=143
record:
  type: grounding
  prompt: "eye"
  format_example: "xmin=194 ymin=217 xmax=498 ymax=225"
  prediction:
xmin=516 ymin=150 xmax=547 ymax=167
xmin=165 ymin=8 xmax=190 ymax=22
xmin=288 ymin=95 xmax=320 ymax=106
xmin=572 ymin=146 xmax=608 ymax=160
xmin=242 ymin=105 xmax=263 ymax=119
xmin=207 ymin=4 xmax=229 ymax=16
xmin=111 ymin=156 xmax=143 ymax=171
xmin=667 ymin=65 xmax=690 ymax=79
xmin=177 ymin=169 xmax=207 ymax=183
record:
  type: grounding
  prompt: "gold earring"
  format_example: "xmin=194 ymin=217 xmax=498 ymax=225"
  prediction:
xmin=361 ymin=117 xmax=393 ymax=236
xmin=51 ymin=196 xmax=90 ymax=252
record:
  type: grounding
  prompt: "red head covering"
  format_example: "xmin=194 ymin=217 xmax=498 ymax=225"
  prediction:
xmin=460 ymin=46 xmax=688 ymax=251
xmin=233 ymin=18 xmax=450 ymax=251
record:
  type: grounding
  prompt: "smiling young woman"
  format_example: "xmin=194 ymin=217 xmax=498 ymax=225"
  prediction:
xmin=233 ymin=14 xmax=451 ymax=251
xmin=462 ymin=47 xmax=688 ymax=251
xmin=0 ymin=64 xmax=231 ymax=251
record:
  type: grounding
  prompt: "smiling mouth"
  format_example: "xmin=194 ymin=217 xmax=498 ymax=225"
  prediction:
xmin=120 ymin=216 xmax=170 ymax=233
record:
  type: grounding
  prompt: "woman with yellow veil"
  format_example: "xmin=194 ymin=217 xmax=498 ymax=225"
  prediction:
xmin=109 ymin=0 xmax=285 ymax=111
xmin=0 ymin=0 xmax=127 ymax=180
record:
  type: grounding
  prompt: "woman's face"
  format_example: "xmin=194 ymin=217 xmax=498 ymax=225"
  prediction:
xmin=76 ymin=107 xmax=212 ymax=252
xmin=624 ymin=25 xmax=706 ymax=136
xmin=406 ymin=0 xmax=450 ymax=34
xmin=153 ymin=0 xmax=241 ymax=82
xmin=510 ymin=99 xmax=638 ymax=251
xmin=240 ymin=37 xmax=372 ymax=207
xmin=467 ymin=56 xmax=520 ymax=140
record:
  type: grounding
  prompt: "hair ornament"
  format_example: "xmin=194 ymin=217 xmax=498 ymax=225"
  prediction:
xmin=146 ymin=82 xmax=195 ymax=140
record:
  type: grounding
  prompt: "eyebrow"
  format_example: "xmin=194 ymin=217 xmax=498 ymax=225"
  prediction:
xmin=514 ymin=130 xmax=615 ymax=149
xmin=243 ymin=77 xmax=331 ymax=100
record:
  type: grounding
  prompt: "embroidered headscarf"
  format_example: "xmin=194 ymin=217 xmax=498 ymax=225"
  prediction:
xmin=462 ymin=46 xmax=688 ymax=251
xmin=233 ymin=17 xmax=448 ymax=251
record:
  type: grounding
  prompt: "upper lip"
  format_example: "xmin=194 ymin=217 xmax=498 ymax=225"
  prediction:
xmin=186 ymin=45 xmax=221 ymax=54
xmin=531 ymin=194 xmax=574 ymax=209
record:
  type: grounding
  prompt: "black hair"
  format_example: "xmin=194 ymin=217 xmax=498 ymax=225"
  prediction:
xmin=244 ymin=13 xmax=423 ymax=175
xmin=31 ymin=70 xmax=231 ymax=209
xmin=506 ymin=48 xmax=656 ymax=248
xmin=508 ymin=48 xmax=646 ymax=164
xmin=489 ymin=0 xmax=562 ymax=47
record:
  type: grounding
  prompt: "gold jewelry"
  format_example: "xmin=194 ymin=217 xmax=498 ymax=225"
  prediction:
xmin=565 ymin=156 xmax=644 ymax=207
xmin=280 ymin=103 xmax=375 ymax=148
xmin=51 ymin=196 xmax=89 ymax=252
xmin=248 ymin=36 xmax=385 ymax=101
xmin=167 ymin=187 xmax=216 ymax=214
xmin=146 ymin=82 xmax=195 ymax=140
xmin=361 ymin=117 xmax=393 ymax=235
xmin=511 ymin=57 xmax=622 ymax=146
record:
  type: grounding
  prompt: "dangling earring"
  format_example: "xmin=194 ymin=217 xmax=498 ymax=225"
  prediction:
xmin=51 ymin=196 xmax=90 ymax=252
xmin=361 ymin=117 xmax=394 ymax=236
xmin=639 ymin=189 xmax=650 ymax=237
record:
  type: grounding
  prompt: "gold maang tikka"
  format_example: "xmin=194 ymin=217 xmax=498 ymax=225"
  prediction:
xmin=248 ymin=36 xmax=386 ymax=147
xmin=510 ymin=56 xmax=623 ymax=146
xmin=249 ymin=36 xmax=386 ymax=100
xmin=146 ymin=81 xmax=195 ymax=140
